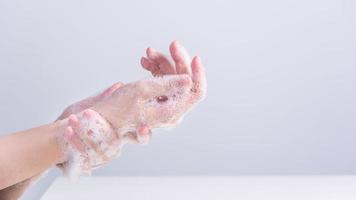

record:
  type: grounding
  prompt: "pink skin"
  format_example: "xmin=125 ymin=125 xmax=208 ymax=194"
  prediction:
xmin=3 ymin=41 xmax=206 ymax=197
xmin=90 ymin=41 xmax=206 ymax=146
xmin=58 ymin=84 xmax=125 ymax=172
xmin=58 ymin=41 xmax=206 ymax=171
xmin=57 ymin=82 xmax=124 ymax=120
xmin=141 ymin=41 xmax=206 ymax=98
xmin=66 ymin=109 xmax=120 ymax=171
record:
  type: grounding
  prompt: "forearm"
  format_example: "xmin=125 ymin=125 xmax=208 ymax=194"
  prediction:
xmin=0 ymin=121 xmax=66 ymax=190
xmin=0 ymin=173 xmax=42 ymax=200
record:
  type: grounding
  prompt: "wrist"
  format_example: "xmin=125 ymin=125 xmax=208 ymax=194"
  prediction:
xmin=51 ymin=119 xmax=69 ymax=165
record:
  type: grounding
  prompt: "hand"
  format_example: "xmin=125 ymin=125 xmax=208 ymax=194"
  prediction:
xmin=56 ymin=83 xmax=128 ymax=177
xmin=59 ymin=41 xmax=206 ymax=148
xmin=58 ymin=109 xmax=120 ymax=176
xmin=141 ymin=40 xmax=207 ymax=107
xmin=92 ymin=41 xmax=207 ymax=137
xmin=57 ymin=75 xmax=192 ymax=176
xmin=57 ymin=41 xmax=207 ymax=177
xmin=141 ymin=41 xmax=207 ymax=98
xmin=141 ymin=41 xmax=192 ymax=76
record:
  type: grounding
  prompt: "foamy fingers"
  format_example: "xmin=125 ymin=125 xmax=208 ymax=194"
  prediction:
xmin=57 ymin=109 xmax=120 ymax=179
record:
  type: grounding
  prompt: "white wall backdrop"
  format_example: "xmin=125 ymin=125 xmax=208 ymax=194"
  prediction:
xmin=0 ymin=0 xmax=355 ymax=199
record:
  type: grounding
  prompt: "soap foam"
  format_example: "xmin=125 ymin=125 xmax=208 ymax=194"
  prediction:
xmin=58 ymin=109 xmax=121 ymax=179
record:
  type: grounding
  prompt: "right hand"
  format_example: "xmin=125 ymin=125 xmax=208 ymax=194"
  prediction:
xmin=92 ymin=41 xmax=206 ymax=134
xmin=58 ymin=41 xmax=207 ymax=174
xmin=58 ymin=74 xmax=194 ymax=175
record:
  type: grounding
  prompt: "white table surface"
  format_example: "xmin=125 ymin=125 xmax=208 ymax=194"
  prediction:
xmin=41 ymin=176 xmax=356 ymax=200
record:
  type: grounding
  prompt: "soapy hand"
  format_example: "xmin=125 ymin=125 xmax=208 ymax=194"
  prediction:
xmin=56 ymin=83 xmax=126 ymax=177
xmin=141 ymin=41 xmax=194 ymax=76
xmin=58 ymin=74 xmax=193 ymax=177
xmin=92 ymin=41 xmax=206 ymax=138
xmin=57 ymin=41 xmax=206 ymax=177
xmin=140 ymin=41 xmax=206 ymax=109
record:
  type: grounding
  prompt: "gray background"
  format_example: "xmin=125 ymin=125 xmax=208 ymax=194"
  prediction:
xmin=0 ymin=0 xmax=355 ymax=199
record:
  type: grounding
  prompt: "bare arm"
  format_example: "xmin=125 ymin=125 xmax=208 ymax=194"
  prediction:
xmin=0 ymin=40 xmax=206 ymax=199
xmin=0 ymin=173 xmax=41 ymax=200
xmin=0 ymin=82 xmax=125 ymax=199
xmin=0 ymin=121 xmax=65 ymax=190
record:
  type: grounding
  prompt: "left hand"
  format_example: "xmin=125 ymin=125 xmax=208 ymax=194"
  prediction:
xmin=57 ymin=41 xmax=207 ymax=174
xmin=92 ymin=41 xmax=207 ymax=134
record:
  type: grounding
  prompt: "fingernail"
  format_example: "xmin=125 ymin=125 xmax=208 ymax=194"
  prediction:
xmin=147 ymin=47 xmax=155 ymax=56
xmin=172 ymin=40 xmax=179 ymax=46
xmin=68 ymin=115 xmax=78 ymax=124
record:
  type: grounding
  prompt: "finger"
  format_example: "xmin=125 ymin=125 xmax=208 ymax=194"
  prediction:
xmin=68 ymin=113 xmax=109 ymax=169
xmin=64 ymin=126 xmax=86 ymax=152
xmin=69 ymin=112 xmax=108 ymax=164
xmin=68 ymin=115 xmax=81 ymax=132
xmin=190 ymin=56 xmax=207 ymax=100
xmin=64 ymin=127 xmax=95 ymax=171
xmin=64 ymin=126 xmax=74 ymax=140
xmin=146 ymin=47 xmax=176 ymax=75
xmin=80 ymin=109 xmax=110 ymax=161
xmin=68 ymin=114 xmax=94 ymax=152
xmin=141 ymin=57 xmax=160 ymax=73
xmin=81 ymin=109 xmax=120 ymax=162
xmin=169 ymin=41 xmax=191 ymax=75
xmin=99 ymin=82 xmax=124 ymax=99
